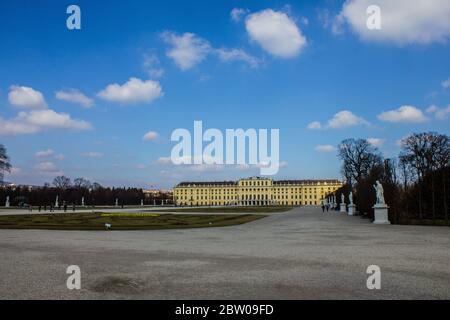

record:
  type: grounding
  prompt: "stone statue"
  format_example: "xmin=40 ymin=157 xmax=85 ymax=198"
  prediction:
xmin=81 ymin=197 xmax=85 ymax=207
xmin=373 ymin=180 xmax=385 ymax=204
xmin=141 ymin=199 xmax=144 ymax=206
xmin=349 ymin=192 xmax=353 ymax=205
xmin=55 ymin=195 xmax=59 ymax=207
xmin=341 ymin=193 xmax=345 ymax=203
xmin=5 ymin=196 xmax=10 ymax=207
xmin=115 ymin=198 xmax=118 ymax=206
xmin=153 ymin=199 xmax=156 ymax=206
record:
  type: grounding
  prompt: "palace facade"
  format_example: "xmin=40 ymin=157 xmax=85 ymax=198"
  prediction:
xmin=173 ymin=177 xmax=342 ymax=206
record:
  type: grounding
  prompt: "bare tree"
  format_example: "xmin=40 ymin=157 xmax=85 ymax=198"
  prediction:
xmin=73 ymin=178 xmax=92 ymax=189
xmin=400 ymin=132 xmax=450 ymax=221
xmin=338 ymin=138 xmax=382 ymax=186
xmin=398 ymin=156 xmax=414 ymax=190
xmin=0 ymin=144 xmax=12 ymax=184
xmin=92 ymin=182 xmax=102 ymax=190
xmin=382 ymin=158 xmax=398 ymax=185
xmin=431 ymin=134 xmax=450 ymax=223
xmin=53 ymin=176 xmax=72 ymax=189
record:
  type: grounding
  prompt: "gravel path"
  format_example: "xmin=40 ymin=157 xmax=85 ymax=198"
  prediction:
xmin=0 ymin=206 xmax=449 ymax=299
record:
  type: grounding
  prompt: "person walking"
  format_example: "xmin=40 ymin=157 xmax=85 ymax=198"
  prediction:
xmin=321 ymin=204 xmax=325 ymax=213
xmin=326 ymin=204 xmax=329 ymax=212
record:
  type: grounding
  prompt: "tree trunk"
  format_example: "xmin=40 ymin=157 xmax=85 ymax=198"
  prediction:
xmin=418 ymin=174 xmax=423 ymax=220
xmin=443 ymin=170 xmax=448 ymax=224
xmin=432 ymin=173 xmax=436 ymax=224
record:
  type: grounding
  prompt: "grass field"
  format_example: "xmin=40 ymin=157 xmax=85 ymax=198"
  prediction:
xmin=0 ymin=212 xmax=265 ymax=230
xmin=159 ymin=206 xmax=293 ymax=213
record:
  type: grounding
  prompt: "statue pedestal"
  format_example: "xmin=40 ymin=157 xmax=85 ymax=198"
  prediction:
xmin=348 ymin=204 xmax=356 ymax=216
xmin=373 ymin=204 xmax=390 ymax=224
xmin=340 ymin=203 xmax=347 ymax=213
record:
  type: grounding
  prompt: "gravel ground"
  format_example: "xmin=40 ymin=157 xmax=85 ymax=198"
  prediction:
xmin=0 ymin=206 xmax=449 ymax=299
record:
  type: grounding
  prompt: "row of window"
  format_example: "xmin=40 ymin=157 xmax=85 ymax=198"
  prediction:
xmin=177 ymin=200 xmax=321 ymax=206
xmin=176 ymin=194 xmax=320 ymax=201
xmin=175 ymin=187 xmax=338 ymax=194
xmin=239 ymin=180 xmax=271 ymax=187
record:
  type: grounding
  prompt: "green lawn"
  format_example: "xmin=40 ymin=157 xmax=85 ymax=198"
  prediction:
xmin=159 ymin=206 xmax=293 ymax=213
xmin=0 ymin=212 xmax=266 ymax=230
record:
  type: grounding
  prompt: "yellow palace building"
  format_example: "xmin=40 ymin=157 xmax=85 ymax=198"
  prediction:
xmin=173 ymin=177 xmax=342 ymax=207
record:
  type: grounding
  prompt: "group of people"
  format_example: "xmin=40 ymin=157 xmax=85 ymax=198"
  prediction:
xmin=28 ymin=203 xmax=75 ymax=213
xmin=321 ymin=204 xmax=333 ymax=212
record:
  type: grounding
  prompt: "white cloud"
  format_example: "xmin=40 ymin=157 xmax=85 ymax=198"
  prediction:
xmin=378 ymin=106 xmax=428 ymax=123
xmin=34 ymin=161 xmax=63 ymax=176
xmin=81 ymin=152 xmax=103 ymax=158
xmin=442 ymin=78 xmax=450 ymax=89
xmin=161 ymin=31 xmax=262 ymax=70
xmin=18 ymin=109 xmax=92 ymax=129
xmin=215 ymin=48 xmax=260 ymax=68
xmin=155 ymin=155 xmax=287 ymax=175
xmin=143 ymin=52 xmax=165 ymax=78
xmin=426 ymin=104 xmax=450 ymax=120
xmin=335 ymin=0 xmax=450 ymax=44
xmin=231 ymin=8 xmax=248 ymax=22
xmin=300 ymin=17 xmax=309 ymax=26
xmin=327 ymin=110 xmax=369 ymax=129
xmin=2 ymin=85 xmax=91 ymax=136
xmin=0 ymin=117 xmax=38 ymax=135
xmin=54 ymin=154 xmax=65 ymax=161
xmin=307 ymin=121 xmax=322 ymax=130
xmin=8 ymin=85 xmax=47 ymax=109
xmin=0 ymin=109 xmax=92 ymax=136
xmin=97 ymin=77 xmax=163 ymax=104
xmin=315 ymin=144 xmax=336 ymax=153
xmin=245 ymin=9 xmax=306 ymax=58
xmin=7 ymin=167 xmax=23 ymax=176
xmin=35 ymin=149 xmax=65 ymax=161
xmin=142 ymin=131 xmax=159 ymax=141
xmin=367 ymin=138 xmax=386 ymax=147
xmin=35 ymin=161 xmax=57 ymax=171
xmin=55 ymin=89 xmax=94 ymax=108
xmin=161 ymin=32 xmax=211 ymax=70
xmin=35 ymin=149 xmax=54 ymax=157
xmin=156 ymin=157 xmax=172 ymax=164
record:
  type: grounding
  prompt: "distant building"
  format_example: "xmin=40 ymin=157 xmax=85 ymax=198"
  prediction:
xmin=173 ymin=177 xmax=342 ymax=206
xmin=0 ymin=182 xmax=36 ymax=190
xmin=143 ymin=188 xmax=173 ymax=198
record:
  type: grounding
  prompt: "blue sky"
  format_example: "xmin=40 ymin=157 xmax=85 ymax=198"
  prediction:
xmin=1 ymin=0 xmax=449 ymax=188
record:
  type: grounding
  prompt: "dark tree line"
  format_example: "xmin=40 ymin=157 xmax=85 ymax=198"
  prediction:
xmin=336 ymin=132 xmax=450 ymax=225
xmin=0 ymin=144 xmax=12 ymax=185
xmin=1 ymin=175 xmax=172 ymax=207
